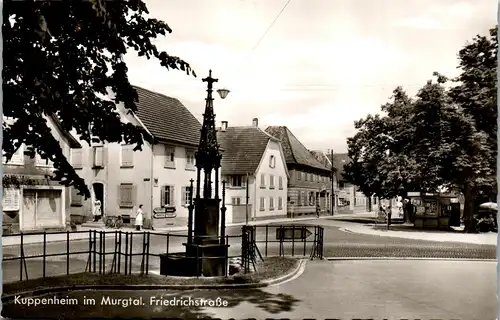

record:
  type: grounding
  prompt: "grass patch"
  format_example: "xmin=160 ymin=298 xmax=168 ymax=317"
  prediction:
xmin=3 ymin=256 xmax=299 ymax=295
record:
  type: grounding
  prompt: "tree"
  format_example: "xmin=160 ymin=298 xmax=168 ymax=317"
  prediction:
xmin=3 ymin=0 xmax=195 ymax=198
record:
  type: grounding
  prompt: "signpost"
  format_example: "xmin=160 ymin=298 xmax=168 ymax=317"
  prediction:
xmin=153 ymin=207 xmax=176 ymax=219
xmin=276 ymin=226 xmax=312 ymax=240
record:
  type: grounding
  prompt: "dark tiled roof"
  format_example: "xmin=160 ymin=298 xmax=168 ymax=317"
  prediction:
xmin=309 ymin=150 xmax=333 ymax=170
xmin=133 ymin=86 xmax=201 ymax=146
xmin=327 ymin=153 xmax=351 ymax=180
xmin=265 ymin=126 xmax=329 ymax=172
xmin=217 ymin=126 xmax=275 ymax=175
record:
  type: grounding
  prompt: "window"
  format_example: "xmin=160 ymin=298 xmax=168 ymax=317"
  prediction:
xmin=71 ymin=187 xmax=83 ymax=206
xmin=302 ymin=191 xmax=306 ymax=206
xmin=185 ymin=150 xmax=195 ymax=169
xmin=309 ymin=192 xmax=315 ymax=206
xmin=93 ymin=146 xmax=104 ymax=168
xmin=161 ymin=185 xmax=175 ymax=207
xmin=181 ymin=186 xmax=192 ymax=206
xmin=297 ymin=171 xmax=301 ymax=180
xmin=298 ymin=191 xmax=301 ymax=206
xmin=269 ymin=197 xmax=274 ymax=210
xmin=3 ymin=188 xmax=20 ymax=211
xmin=309 ymin=173 xmax=313 ymax=181
xmin=231 ymin=175 xmax=243 ymax=187
xmin=278 ymin=197 xmax=283 ymax=210
xmin=269 ymin=155 xmax=276 ymax=168
xmin=304 ymin=172 xmax=308 ymax=181
xmin=278 ymin=176 xmax=283 ymax=189
xmin=119 ymin=183 xmax=134 ymax=208
xmin=35 ymin=153 xmax=53 ymax=167
xmin=269 ymin=175 xmax=275 ymax=189
xmin=232 ymin=197 xmax=242 ymax=205
xmin=3 ymin=145 xmax=24 ymax=165
xmin=71 ymin=148 xmax=83 ymax=169
xmin=165 ymin=146 xmax=175 ymax=168
xmin=259 ymin=197 xmax=265 ymax=211
xmin=121 ymin=144 xmax=134 ymax=167
xmin=260 ymin=174 xmax=266 ymax=188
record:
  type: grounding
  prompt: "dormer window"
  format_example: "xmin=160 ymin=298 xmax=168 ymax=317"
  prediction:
xmin=269 ymin=155 xmax=276 ymax=168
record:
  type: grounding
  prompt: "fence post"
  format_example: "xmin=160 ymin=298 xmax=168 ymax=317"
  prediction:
xmin=93 ymin=230 xmax=97 ymax=273
xmin=124 ymin=232 xmax=129 ymax=275
xmin=129 ymin=232 xmax=133 ymax=274
xmin=224 ymin=235 xmax=228 ymax=277
xmin=102 ymin=231 xmax=106 ymax=274
xmin=20 ymin=232 xmax=24 ymax=281
xmin=66 ymin=231 xmax=70 ymax=275
xmin=146 ymin=232 xmax=150 ymax=275
xmin=196 ymin=245 xmax=200 ymax=278
xmin=166 ymin=234 xmax=170 ymax=257
xmin=43 ymin=231 xmax=47 ymax=278
xmin=99 ymin=231 xmax=103 ymax=274
xmin=118 ymin=230 xmax=122 ymax=274
xmin=87 ymin=230 xmax=92 ymax=272
xmin=291 ymin=226 xmax=295 ymax=257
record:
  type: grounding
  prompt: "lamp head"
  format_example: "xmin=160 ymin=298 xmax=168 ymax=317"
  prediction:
xmin=217 ymin=88 xmax=230 ymax=99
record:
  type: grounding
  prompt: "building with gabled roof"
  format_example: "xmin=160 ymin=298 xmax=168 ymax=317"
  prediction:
xmin=265 ymin=126 xmax=333 ymax=217
xmin=76 ymin=86 xmax=220 ymax=229
xmin=217 ymin=118 xmax=288 ymax=223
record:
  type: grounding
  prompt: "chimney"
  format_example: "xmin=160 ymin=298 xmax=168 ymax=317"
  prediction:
xmin=221 ymin=121 xmax=228 ymax=132
xmin=252 ymin=118 xmax=258 ymax=127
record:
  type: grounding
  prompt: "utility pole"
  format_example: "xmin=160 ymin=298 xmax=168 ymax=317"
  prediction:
xmin=245 ymin=172 xmax=250 ymax=225
xmin=330 ymin=149 xmax=335 ymax=216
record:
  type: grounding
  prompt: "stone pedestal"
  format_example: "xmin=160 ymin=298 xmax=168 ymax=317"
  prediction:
xmin=184 ymin=243 xmax=230 ymax=277
xmin=193 ymin=198 xmax=220 ymax=244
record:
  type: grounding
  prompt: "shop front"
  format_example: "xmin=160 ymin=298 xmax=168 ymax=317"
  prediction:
xmin=407 ymin=191 xmax=461 ymax=229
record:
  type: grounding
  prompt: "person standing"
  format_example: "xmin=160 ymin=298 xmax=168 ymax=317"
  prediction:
xmin=135 ymin=204 xmax=144 ymax=231
xmin=387 ymin=205 xmax=392 ymax=230
xmin=93 ymin=200 xmax=102 ymax=222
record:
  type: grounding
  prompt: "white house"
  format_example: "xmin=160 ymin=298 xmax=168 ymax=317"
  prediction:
xmin=217 ymin=118 xmax=289 ymax=223
xmin=74 ymin=86 xmax=220 ymax=229
xmin=2 ymin=115 xmax=82 ymax=234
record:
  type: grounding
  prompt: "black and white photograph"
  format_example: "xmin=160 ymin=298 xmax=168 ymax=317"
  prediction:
xmin=1 ymin=0 xmax=498 ymax=319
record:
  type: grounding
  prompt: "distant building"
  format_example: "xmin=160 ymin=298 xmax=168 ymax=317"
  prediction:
xmin=265 ymin=126 xmax=332 ymax=217
xmin=74 ymin=86 xmax=219 ymax=229
xmin=217 ymin=118 xmax=289 ymax=223
xmin=2 ymin=115 xmax=82 ymax=234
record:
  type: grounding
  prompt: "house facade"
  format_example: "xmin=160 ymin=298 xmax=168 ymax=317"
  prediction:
xmin=74 ymin=86 xmax=219 ymax=229
xmin=265 ymin=126 xmax=332 ymax=217
xmin=328 ymin=152 xmax=375 ymax=212
xmin=2 ymin=115 xmax=82 ymax=234
xmin=217 ymin=119 xmax=288 ymax=223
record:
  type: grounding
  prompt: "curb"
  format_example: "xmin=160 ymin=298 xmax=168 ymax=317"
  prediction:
xmin=326 ymin=257 xmax=497 ymax=261
xmin=1 ymin=259 xmax=306 ymax=303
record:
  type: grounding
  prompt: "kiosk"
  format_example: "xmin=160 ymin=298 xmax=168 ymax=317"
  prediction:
xmin=407 ymin=192 xmax=461 ymax=229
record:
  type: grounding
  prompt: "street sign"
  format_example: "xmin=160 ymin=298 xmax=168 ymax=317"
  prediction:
xmin=407 ymin=192 xmax=421 ymax=197
xmin=276 ymin=226 xmax=312 ymax=240
xmin=153 ymin=207 xmax=176 ymax=219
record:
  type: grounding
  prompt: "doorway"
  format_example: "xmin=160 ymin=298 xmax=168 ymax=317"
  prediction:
xmin=92 ymin=183 xmax=105 ymax=216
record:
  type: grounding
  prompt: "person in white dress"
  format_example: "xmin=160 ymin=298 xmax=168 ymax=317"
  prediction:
xmin=135 ymin=204 xmax=144 ymax=231
xmin=93 ymin=200 xmax=102 ymax=222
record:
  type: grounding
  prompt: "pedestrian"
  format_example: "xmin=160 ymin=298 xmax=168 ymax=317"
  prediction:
xmin=403 ymin=199 xmax=412 ymax=224
xmin=93 ymin=200 xmax=102 ymax=222
xmin=316 ymin=203 xmax=321 ymax=218
xmin=387 ymin=205 xmax=392 ymax=229
xmin=135 ymin=204 xmax=144 ymax=231
xmin=377 ymin=206 xmax=386 ymax=223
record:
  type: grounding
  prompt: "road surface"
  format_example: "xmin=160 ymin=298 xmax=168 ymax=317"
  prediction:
xmin=2 ymin=260 xmax=496 ymax=319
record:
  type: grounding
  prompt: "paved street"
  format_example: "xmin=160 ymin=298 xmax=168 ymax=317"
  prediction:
xmin=3 ymin=221 xmax=496 ymax=283
xmin=2 ymin=260 xmax=496 ymax=319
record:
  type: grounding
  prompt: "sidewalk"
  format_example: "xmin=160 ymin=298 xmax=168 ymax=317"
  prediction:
xmin=334 ymin=214 xmax=498 ymax=245
xmin=2 ymin=215 xmax=328 ymax=247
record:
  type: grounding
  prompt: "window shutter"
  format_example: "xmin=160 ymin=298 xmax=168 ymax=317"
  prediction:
xmin=297 ymin=191 xmax=301 ymax=205
xmin=181 ymin=187 xmax=186 ymax=205
xmin=170 ymin=186 xmax=175 ymax=206
xmin=94 ymin=147 xmax=104 ymax=167
xmin=3 ymin=188 xmax=20 ymax=211
xmin=242 ymin=175 xmax=247 ymax=185
xmin=119 ymin=184 xmax=133 ymax=207
xmin=121 ymin=145 xmax=134 ymax=167
xmin=160 ymin=186 xmax=166 ymax=207
xmin=71 ymin=149 xmax=83 ymax=168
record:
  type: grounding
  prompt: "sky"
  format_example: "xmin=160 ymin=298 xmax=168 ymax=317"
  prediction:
xmin=124 ymin=0 xmax=497 ymax=153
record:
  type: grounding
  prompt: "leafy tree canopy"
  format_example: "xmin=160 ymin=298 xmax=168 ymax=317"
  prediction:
xmin=3 ymin=0 xmax=195 ymax=198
